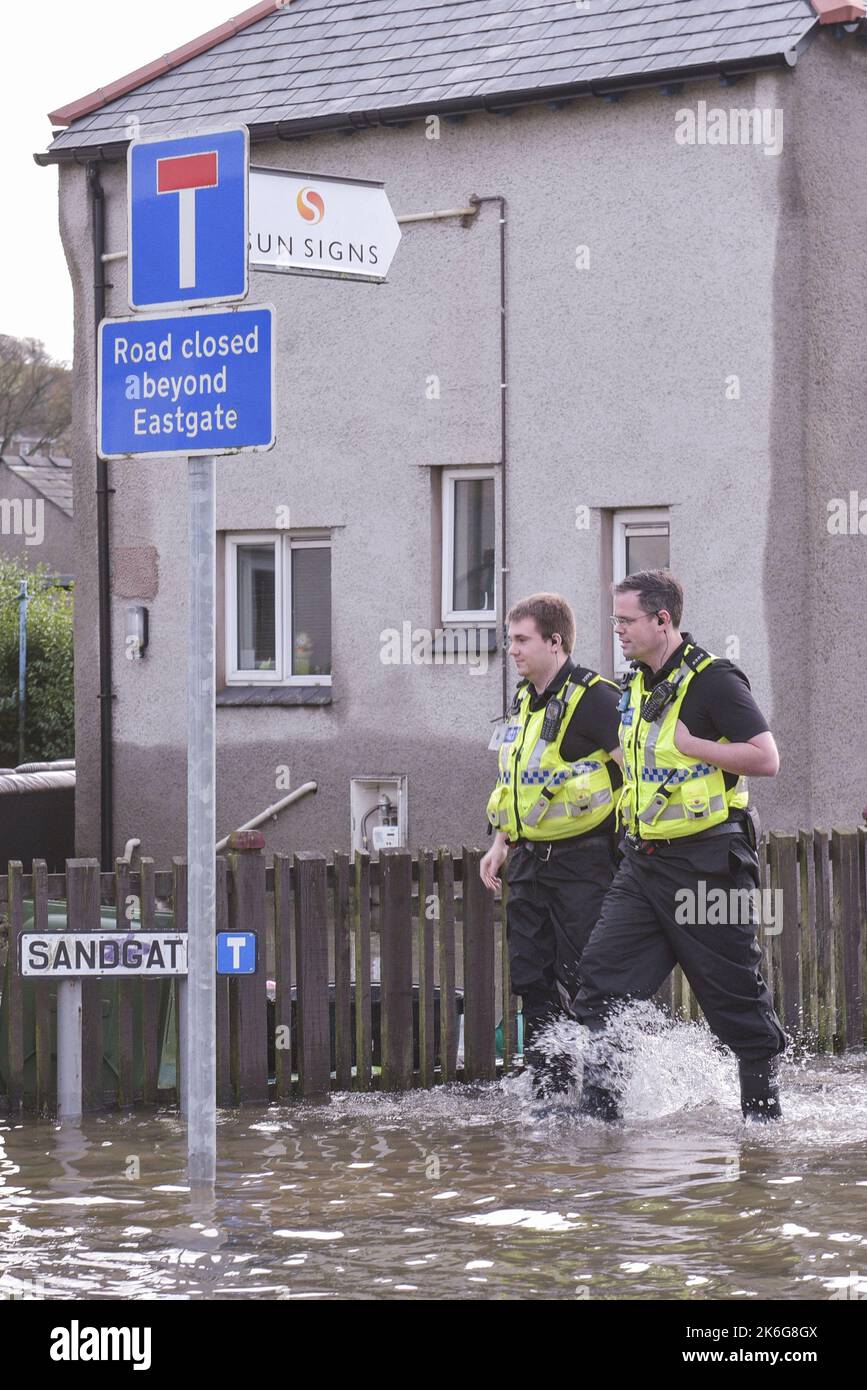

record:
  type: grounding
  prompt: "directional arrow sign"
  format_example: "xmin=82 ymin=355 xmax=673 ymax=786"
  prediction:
xmin=250 ymin=167 xmax=402 ymax=281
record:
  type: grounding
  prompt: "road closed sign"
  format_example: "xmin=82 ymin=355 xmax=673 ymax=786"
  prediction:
xmin=20 ymin=933 xmax=188 ymax=977
xmin=97 ymin=303 xmax=275 ymax=459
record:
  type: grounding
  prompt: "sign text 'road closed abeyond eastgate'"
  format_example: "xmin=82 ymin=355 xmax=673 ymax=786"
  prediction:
xmin=98 ymin=303 xmax=275 ymax=459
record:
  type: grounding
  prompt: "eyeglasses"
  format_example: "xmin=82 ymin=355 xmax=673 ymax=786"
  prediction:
xmin=609 ymin=612 xmax=658 ymax=630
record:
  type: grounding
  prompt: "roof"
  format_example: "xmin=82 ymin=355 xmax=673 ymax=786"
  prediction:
xmin=0 ymin=454 xmax=73 ymax=517
xmin=40 ymin=0 xmax=828 ymax=162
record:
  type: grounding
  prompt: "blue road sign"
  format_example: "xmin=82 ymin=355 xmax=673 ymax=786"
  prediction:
xmin=128 ymin=127 xmax=249 ymax=311
xmin=216 ymin=932 xmax=257 ymax=975
xmin=98 ymin=304 xmax=275 ymax=459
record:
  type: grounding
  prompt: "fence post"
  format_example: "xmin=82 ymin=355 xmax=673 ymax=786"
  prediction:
xmin=227 ymin=831 xmax=269 ymax=1105
xmin=768 ymin=832 xmax=801 ymax=1036
xmin=172 ymin=857 xmax=188 ymax=1112
xmin=832 ymin=829 xmax=863 ymax=1050
xmin=437 ymin=849 xmax=458 ymax=1082
xmin=417 ymin=850 xmax=436 ymax=1088
xmin=31 ymin=859 xmax=52 ymax=1115
xmin=273 ymin=852 xmax=293 ymax=1102
xmin=333 ymin=851 xmax=352 ymax=1091
xmin=293 ymin=853 xmax=331 ymax=1099
xmin=462 ymin=847 xmax=496 ymax=1082
xmin=798 ymin=830 xmax=818 ymax=1041
xmin=353 ymin=851 xmax=372 ymax=1091
xmin=813 ymin=830 xmax=835 ymax=1051
xmin=4 ymin=862 xmax=25 ymax=1113
xmin=215 ymin=855 xmax=232 ymax=1107
xmin=139 ymin=858 xmax=161 ymax=1104
xmin=380 ymin=849 xmax=413 ymax=1091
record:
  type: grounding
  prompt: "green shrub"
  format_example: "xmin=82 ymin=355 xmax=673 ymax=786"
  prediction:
xmin=0 ymin=556 xmax=74 ymax=765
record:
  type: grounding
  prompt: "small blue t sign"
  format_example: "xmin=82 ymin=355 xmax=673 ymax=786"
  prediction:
xmin=217 ymin=931 xmax=257 ymax=975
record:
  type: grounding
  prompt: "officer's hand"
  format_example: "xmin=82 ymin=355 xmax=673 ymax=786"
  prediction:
xmin=480 ymin=841 xmax=508 ymax=893
xmin=674 ymin=719 xmax=702 ymax=758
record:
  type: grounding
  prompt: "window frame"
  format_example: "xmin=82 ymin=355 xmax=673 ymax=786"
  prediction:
xmin=441 ymin=466 xmax=497 ymax=625
xmin=612 ymin=508 xmax=670 ymax=675
xmin=225 ymin=532 xmax=332 ymax=687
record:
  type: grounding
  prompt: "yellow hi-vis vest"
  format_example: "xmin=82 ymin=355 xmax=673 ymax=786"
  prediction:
xmin=486 ymin=666 xmax=619 ymax=842
xmin=618 ymin=642 xmax=749 ymax=841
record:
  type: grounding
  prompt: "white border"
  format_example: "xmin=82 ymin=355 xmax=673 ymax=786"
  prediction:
xmin=97 ymin=301 xmax=276 ymax=461
xmin=225 ymin=533 xmax=333 ymax=687
xmin=128 ymin=125 xmax=250 ymax=312
xmin=612 ymin=507 xmax=670 ymax=674
xmin=441 ymin=467 xmax=497 ymax=623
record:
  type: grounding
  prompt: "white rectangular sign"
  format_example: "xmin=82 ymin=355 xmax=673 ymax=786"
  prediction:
xmin=20 ymin=933 xmax=188 ymax=977
xmin=250 ymin=167 xmax=401 ymax=281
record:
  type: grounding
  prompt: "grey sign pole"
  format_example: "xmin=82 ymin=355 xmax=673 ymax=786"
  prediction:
xmin=187 ymin=454 xmax=217 ymax=1187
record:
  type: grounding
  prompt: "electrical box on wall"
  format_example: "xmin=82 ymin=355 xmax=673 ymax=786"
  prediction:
xmin=350 ymin=777 xmax=408 ymax=855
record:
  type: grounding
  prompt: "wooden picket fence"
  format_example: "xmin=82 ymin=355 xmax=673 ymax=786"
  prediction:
xmin=0 ymin=828 xmax=865 ymax=1115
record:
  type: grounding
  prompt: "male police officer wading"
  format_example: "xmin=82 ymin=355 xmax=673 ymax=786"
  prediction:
xmin=572 ymin=570 xmax=787 ymax=1122
xmin=480 ymin=594 xmax=622 ymax=1101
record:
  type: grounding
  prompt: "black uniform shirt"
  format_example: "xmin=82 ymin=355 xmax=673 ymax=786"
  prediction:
xmin=634 ymin=632 xmax=770 ymax=792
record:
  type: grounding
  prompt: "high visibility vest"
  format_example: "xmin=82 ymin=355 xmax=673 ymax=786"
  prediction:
xmin=486 ymin=666 xmax=619 ymax=842
xmin=618 ymin=642 xmax=749 ymax=840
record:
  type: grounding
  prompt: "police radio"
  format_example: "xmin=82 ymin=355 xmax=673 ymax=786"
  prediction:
xmin=540 ymin=696 xmax=565 ymax=742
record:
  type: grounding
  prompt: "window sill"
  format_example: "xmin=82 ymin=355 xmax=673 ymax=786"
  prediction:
xmin=217 ymin=685 xmax=333 ymax=707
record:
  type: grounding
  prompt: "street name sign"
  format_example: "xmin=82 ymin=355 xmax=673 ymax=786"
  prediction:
xmin=97 ymin=304 xmax=275 ymax=459
xmin=20 ymin=933 xmax=188 ymax=977
xmin=250 ymin=167 xmax=402 ymax=281
xmin=128 ymin=127 xmax=249 ymax=310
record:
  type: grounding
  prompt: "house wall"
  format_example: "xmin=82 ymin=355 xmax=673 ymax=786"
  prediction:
xmin=56 ymin=39 xmax=867 ymax=864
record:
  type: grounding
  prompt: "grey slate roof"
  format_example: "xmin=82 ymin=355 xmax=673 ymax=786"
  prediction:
xmin=45 ymin=0 xmax=820 ymax=157
xmin=0 ymin=455 xmax=73 ymax=516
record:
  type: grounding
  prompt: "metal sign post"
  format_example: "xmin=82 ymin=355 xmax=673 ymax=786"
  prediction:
xmin=186 ymin=454 xmax=216 ymax=1186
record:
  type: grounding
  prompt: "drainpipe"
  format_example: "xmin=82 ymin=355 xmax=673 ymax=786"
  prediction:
xmin=88 ymin=161 xmax=115 ymax=870
xmin=467 ymin=195 xmax=509 ymax=717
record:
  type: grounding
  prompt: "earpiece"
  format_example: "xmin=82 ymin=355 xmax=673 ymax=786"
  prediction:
xmin=657 ymin=617 xmax=664 ymax=626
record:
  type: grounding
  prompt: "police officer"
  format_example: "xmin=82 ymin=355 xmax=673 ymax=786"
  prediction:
xmin=479 ymin=593 xmax=622 ymax=1101
xmin=572 ymin=570 xmax=787 ymax=1122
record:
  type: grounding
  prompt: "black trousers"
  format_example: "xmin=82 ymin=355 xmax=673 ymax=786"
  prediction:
xmin=572 ymin=833 xmax=787 ymax=1064
xmin=504 ymin=831 xmax=618 ymax=1050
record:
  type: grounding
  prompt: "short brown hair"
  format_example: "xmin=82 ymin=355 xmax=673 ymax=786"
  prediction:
xmin=613 ymin=569 xmax=684 ymax=627
xmin=507 ymin=592 xmax=575 ymax=653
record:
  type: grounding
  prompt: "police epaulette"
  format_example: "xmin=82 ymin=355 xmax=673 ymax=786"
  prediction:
xmin=682 ymin=644 xmax=713 ymax=673
xmin=571 ymin=666 xmax=597 ymax=689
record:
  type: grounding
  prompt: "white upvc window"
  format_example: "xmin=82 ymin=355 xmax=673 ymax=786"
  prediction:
xmin=612 ymin=509 xmax=670 ymax=674
xmin=225 ymin=533 xmax=331 ymax=685
xmin=441 ymin=467 xmax=496 ymax=623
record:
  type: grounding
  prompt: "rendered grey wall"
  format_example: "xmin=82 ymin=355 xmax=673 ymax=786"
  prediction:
xmin=56 ymin=36 xmax=867 ymax=866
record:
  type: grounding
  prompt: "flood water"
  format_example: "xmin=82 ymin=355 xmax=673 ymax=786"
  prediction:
xmin=1 ymin=1009 xmax=865 ymax=1301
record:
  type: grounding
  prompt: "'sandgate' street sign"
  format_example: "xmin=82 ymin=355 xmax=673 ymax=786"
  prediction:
xmin=128 ymin=127 xmax=249 ymax=311
xmin=20 ymin=933 xmax=188 ymax=977
xmin=97 ymin=303 xmax=275 ymax=459
xmin=250 ymin=167 xmax=402 ymax=281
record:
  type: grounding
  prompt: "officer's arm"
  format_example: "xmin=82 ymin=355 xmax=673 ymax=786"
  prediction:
xmin=675 ymin=724 xmax=780 ymax=776
xmin=608 ymin=746 xmax=623 ymax=767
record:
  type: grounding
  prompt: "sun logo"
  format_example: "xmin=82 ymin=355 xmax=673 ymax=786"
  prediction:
xmin=296 ymin=187 xmax=325 ymax=224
